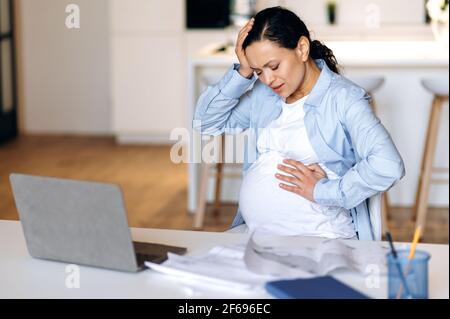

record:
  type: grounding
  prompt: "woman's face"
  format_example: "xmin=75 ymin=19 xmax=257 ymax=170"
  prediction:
xmin=245 ymin=37 xmax=310 ymax=98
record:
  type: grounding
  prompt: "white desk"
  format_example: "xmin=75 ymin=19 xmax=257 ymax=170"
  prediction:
xmin=0 ymin=220 xmax=448 ymax=299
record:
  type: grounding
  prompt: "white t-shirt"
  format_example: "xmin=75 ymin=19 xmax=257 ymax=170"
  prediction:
xmin=238 ymin=95 xmax=356 ymax=238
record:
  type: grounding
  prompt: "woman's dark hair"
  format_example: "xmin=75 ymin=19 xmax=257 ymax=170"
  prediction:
xmin=242 ymin=6 xmax=340 ymax=74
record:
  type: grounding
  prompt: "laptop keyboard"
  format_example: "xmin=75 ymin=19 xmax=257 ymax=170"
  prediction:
xmin=133 ymin=241 xmax=187 ymax=267
xmin=136 ymin=252 xmax=167 ymax=266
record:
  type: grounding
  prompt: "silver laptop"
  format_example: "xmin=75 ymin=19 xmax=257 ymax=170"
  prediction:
xmin=9 ymin=173 xmax=186 ymax=272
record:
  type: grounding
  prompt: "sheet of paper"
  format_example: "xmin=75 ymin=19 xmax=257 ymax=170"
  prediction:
xmin=145 ymin=244 xmax=276 ymax=290
xmin=244 ymin=229 xmax=388 ymax=277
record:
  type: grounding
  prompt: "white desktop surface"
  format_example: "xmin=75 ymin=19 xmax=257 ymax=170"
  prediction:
xmin=0 ymin=220 xmax=448 ymax=299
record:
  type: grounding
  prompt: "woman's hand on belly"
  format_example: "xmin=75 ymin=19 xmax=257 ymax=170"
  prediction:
xmin=307 ymin=163 xmax=328 ymax=180
xmin=275 ymin=159 xmax=328 ymax=202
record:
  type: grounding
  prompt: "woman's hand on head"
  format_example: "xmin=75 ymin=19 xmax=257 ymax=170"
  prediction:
xmin=235 ymin=18 xmax=254 ymax=79
xmin=275 ymin=160 xmax=327 ymax=202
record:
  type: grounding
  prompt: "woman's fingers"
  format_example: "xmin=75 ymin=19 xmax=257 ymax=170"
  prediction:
xmin=238 ymin=21 xmax=251 ymax=39
xmin=236 ymin=29 xmax=250 ymax=47
xmin=279 ymin=183 xmax=303 ymax=196
xmin=282 ymin=159 xmax=309 ymax=173
xmin=243 ymin=18 xmax=255 ymax=30
xmin=235 ymin=18 xmax=254 ymax=75
xmin=236 ymin=32 xmax=247 ymax=48
xmin=275 ymin=173 xmax=300 ymax=187
xmin=277 ymin=160 xmax=322 ymax=202
xmin=236 ymin=29 xmax=248 ymax=51
xmin=277 ymin=164 xmax=304 ymax=180
xmin=237 ymin=19 xmax=254 ymax=41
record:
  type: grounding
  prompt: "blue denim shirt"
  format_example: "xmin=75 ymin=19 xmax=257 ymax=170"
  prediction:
xmin=193 ymin=59 xmax=405 ymax=240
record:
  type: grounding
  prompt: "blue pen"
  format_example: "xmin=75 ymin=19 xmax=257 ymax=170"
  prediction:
xmin=386 ymin=232 xmax=413 ymax=299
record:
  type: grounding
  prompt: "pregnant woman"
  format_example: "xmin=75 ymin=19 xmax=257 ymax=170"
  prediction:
xmin=193 ymin=7 xmax=405 ymax=240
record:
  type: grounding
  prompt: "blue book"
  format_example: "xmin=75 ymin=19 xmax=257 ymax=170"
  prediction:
xmin=265 ymin=276 xmax=370 ymax=299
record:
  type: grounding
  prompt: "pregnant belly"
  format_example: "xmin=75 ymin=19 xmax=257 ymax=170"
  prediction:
xmin=238 ymin=152 xmax=355 ymax=237
xmin=239 ymin=152 xmax=319 ymax=231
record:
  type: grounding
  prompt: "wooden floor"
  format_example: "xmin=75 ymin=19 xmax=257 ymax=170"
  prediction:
xmin=0 ymin=135 xmax=448 ymax=244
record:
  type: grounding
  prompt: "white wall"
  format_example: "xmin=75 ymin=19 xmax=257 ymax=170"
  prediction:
xmin=19 ymin=0 xmax=111 ymax=134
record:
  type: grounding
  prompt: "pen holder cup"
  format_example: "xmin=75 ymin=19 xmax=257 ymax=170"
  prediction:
xmin=387 ymin=249 xmax=431 ymax=299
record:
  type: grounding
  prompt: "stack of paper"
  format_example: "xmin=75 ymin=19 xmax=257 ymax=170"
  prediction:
xmin=244 ymin=230 xmax=388 ymax=277
xmin=145 ymin=230 xmax=388 ymax=290
xmin=145 ymin=244 xmax=276 ymax=290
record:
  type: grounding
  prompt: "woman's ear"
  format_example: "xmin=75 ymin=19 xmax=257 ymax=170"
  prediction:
xmin=296 ymin=36 xmax=310 ymax=62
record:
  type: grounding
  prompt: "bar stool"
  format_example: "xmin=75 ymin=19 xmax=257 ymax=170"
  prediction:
xmin=348 ymin=76 xmax=391 ymax=233
xmin=193 ymin=74 xmax=241 ymax=229
xmin=414 ymin=76 xmax=449 ymax=233
xmin=193 ymin=135 xmax=242 ymax=229
xmin=348 ymin=76 xmax=384 ymax=112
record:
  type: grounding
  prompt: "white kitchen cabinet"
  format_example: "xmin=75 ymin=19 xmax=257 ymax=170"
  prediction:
xmin=111 ymin=36 xmax=184 ymax=137
xmin=110 ymin=0 xmax=186 ymax=142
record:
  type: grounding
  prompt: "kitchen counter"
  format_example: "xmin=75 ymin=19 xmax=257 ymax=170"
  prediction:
xmin=191 ymin=40 xmax=449 ymax=68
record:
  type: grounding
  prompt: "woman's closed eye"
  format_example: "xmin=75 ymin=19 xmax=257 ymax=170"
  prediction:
xmin=255 ymin=65 xmax=279 ymax=76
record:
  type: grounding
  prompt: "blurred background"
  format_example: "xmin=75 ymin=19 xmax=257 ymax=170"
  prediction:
xmin=0 ymin=0 xmax=448 ymax=243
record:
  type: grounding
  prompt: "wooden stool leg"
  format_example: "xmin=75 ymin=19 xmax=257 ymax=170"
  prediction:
xmin=414 ymin=97 xmax=444 ymax=233
xmin=213 ymin=163 xmax=223 ymax=217
xmin=213 ymin=135 xmax=225 ymax=217
xmin=193 ymin=162 xmax=210 ymax=229
xmin=413 ymin=101 xmax=435 ymax=220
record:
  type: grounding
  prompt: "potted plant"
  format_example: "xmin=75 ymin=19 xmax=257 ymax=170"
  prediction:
xmin=327 ymin=0 xmax=337 ymax=25
xmin=426 ymin=0 xmax=449 ymax=43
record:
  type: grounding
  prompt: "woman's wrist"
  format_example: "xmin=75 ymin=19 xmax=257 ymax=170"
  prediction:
xmin=238 ymin=66 xmax=253 ymax=79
